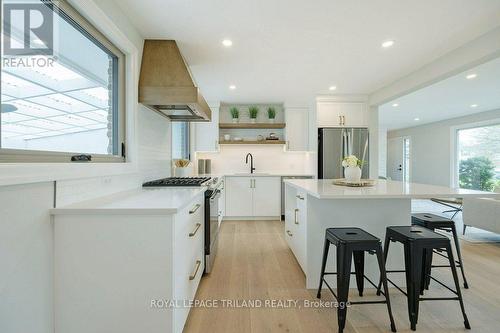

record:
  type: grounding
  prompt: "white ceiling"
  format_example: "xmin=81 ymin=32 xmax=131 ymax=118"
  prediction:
xmin=379 ymin=57 xmax=500 ymax=130
xmin=116 ymin=0 xmax=500 ymax=105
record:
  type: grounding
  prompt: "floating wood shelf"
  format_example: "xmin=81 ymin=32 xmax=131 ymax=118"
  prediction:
xmin=219 ymin=123 xmax=286 ymax=129
xmin=219 ymin=140 xmax=286 ymax=145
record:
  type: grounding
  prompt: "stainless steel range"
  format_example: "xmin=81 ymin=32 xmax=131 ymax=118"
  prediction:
xmin=142 ymin=176 xmax=221 ymax=273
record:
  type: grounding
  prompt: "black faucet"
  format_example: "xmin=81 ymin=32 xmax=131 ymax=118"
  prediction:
xmin=245 ymin=153 xmax=255 ymax=174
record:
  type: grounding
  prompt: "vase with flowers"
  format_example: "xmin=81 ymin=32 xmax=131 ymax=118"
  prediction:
xmin=342 ymin=155 xmax=364 ymax=182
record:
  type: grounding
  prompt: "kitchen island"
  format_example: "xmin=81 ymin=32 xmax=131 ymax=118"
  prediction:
xmin=283 ymin=179 xmax=497 ymax=289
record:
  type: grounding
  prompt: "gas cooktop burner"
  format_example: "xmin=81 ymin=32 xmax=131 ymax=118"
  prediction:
xmin=142 ymin=177 xmax=211 ymax=187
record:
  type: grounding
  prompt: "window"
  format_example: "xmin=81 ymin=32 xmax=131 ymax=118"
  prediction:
xmin=457 ymin=123 xmax=500 ymax=191
xmin=172 ymin=122 xmax=190 ymax=160
xmin=0 ymin=0 xmax=125 ymax=162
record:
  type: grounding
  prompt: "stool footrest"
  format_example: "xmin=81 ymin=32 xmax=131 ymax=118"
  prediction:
xmin=420 ymin=297 xmax=460 ymax=301
xmin=428 ymin=275 xmax=459 ymax=296
xmin=385 ymin=270 xmax=460 ymax=298
xmin=350 ymin=300 xmax=389 ymax=305
xmin=321 ymin=273 xmax=389 ymax=299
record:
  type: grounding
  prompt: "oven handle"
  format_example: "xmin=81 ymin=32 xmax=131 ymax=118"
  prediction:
xmin=210 ymin=189 xmax=221 ymax=200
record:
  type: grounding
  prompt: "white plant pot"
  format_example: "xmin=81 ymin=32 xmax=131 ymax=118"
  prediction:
xmin=250 ymin=118 xmax=256 ymax=124
xmin=269 ymin=118 xmax=275 ymax=123
xmin=232 ymin=118 xmax=239 ymax=123
xmin=175 ymin=166 xmax=192 ymax=177
xmin=344 ymin=166 xmax=362 ymax=182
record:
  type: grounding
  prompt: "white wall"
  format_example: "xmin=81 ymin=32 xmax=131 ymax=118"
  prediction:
xmin=387 ymin=108 xmax=500 ymax=186
xmin=196 ymin=146 xmax=315 ymax=175
xmin=0 ymin=2 xmax=172 ymax=333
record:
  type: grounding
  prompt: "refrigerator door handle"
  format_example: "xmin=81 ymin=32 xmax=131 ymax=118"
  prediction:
xmin=341 ymin=129 xmax=346 ymax=177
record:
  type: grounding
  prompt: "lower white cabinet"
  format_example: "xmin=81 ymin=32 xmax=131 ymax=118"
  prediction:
xmin=225 ymin=176 xmax=253 ymax=216
xmin=54 ymin=193 xmax=205 ymax=333
xmin=284 ymin=187 xmax=307 ymax=272
xmin=225 ymin=176 xmax=281 ymax=218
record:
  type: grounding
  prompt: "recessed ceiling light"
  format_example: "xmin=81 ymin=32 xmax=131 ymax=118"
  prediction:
xmin=229 ymin=85 xmax=236 ymax=90
xmin=466 ymin=73 xmax=477 ymax=80
xmin=222 ymin=39 xmax=233 ymax=47
xmin=329 ymin=86 xmax=337 ymax=91
xmin=414 ymin=117 xmax=420 ymax=121
xmin=392 ymin=103 xmax=399 ymax=107
xmin=381 ymin=40 xmax=395 ymax=48
xmin=470 ymin=104 xmax=478 ymax=108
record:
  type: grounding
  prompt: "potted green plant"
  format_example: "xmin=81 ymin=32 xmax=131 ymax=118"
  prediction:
xmin=248 ymin=106 xmax=259 ymax=123
xmin=229 ymin=106 xmax=239 ymax=123
xmin=267 ymin=107 xmax=276 ymax=123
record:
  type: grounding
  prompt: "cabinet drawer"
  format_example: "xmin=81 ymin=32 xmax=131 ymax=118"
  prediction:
xmin=175 ymin=197 xmax=204 ymax=243
xmin=173 ymin=236 xmax=204 ymax=333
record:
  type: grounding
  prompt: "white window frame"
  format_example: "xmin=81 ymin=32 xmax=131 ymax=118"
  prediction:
xmin=0 ymin=0 xmax=126 ymax=163
xmin=450 ymin=117 xmax=500 ymax=188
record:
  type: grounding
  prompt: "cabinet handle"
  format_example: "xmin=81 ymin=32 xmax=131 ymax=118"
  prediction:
xmin=342 ymin=115 xmax=346 ymax=126
xmin=286 ymin=230 xmax=293 ymax=237
xmin=294 ymin=208 xmax=299 ymax=224
xmin=189 ymin=223 xmax=202 ymax=237
xmin=189 ymin=260 xmax=202 ymax=280
xmin=296 ymin=194 xmax=304 ymax=200
xmin=189 ymin=204 xmax=201 ymax=214
xmin=339 ymin=115 xmax=342 ymax=126
xmin=250 ymin=179 xmax=252 ymax=188
xmin=253 ymin=179 xmax=256 ymax=188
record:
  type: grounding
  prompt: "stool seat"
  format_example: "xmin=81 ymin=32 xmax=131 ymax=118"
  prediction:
xmin=412 ymin=213 xmax=453 ymax=229
xmin=388 ymin=225 xmax=448 ymax=242
xmin=326 ymin=227 xmax=379 ymax=244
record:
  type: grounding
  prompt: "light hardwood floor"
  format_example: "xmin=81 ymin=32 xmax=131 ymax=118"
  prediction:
xmin=184 ymin=220 xmax=500 ymax=333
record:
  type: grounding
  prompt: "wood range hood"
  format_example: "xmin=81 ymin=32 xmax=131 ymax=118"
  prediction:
xmin=139 ymin=40 xmax=211 ymax=122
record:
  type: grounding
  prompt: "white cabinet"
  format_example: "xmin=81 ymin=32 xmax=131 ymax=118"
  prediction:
xmin=252 ymin=177 xmax=281 ymax=216
xmin=285 ymin=107 xmax=309 ymax=151
xmin=225 ymin=176 xmax=281 ymax=218
xmin=226 ymin=177 xmax=253 ymax=217
xmin=317 ymin=102 xmax=367 ymax=128
xmin=284 ymin=186 xmax=307 ymax=272
xmin=54 ymin=194 xmax=205 ymax=333
xmin=194 ymin=106 xmax=219 ymax=152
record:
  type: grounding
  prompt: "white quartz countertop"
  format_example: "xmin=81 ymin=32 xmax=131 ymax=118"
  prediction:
xmin=284 ymin=179 xmax=498 ymax=199
xmin=50 ymin=187 xmax=205 ymax=215
xmin=200 ymin=172 xmax=314 ymax=177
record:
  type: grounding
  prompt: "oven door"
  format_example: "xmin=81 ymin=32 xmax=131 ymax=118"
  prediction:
xmin=205 ymin=186 xmax=221 ymax=273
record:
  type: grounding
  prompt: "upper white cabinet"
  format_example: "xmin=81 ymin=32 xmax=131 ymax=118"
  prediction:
xmin=317 ymin=101 xmax=367 ymax=128
xmin=194 ymin=105 xmax=219 ymax=152
xmin=225 ymin=176 xmax=281 ymax=218
xmin=285 ymin=107 xmax=309 ymax=151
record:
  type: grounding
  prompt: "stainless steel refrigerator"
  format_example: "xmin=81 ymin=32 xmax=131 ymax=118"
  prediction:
xmin=318 ymin=128 xmax=369 ymax=179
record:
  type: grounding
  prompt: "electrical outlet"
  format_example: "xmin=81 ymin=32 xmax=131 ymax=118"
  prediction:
xmin=102 ymin=177 xmax=112 ymax=184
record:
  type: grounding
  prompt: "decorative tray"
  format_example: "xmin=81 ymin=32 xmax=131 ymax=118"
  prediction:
xmin=332 ymin=179 xmax=376 ymax=187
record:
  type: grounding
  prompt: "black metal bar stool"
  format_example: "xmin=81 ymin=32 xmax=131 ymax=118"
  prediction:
xmin=377 ymin=226 xmax=470 ymax=331
xmin=317 ymin=227 xmax=397 ymax=333
xmin=411 ymin=213 xmax=469 ymax=289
